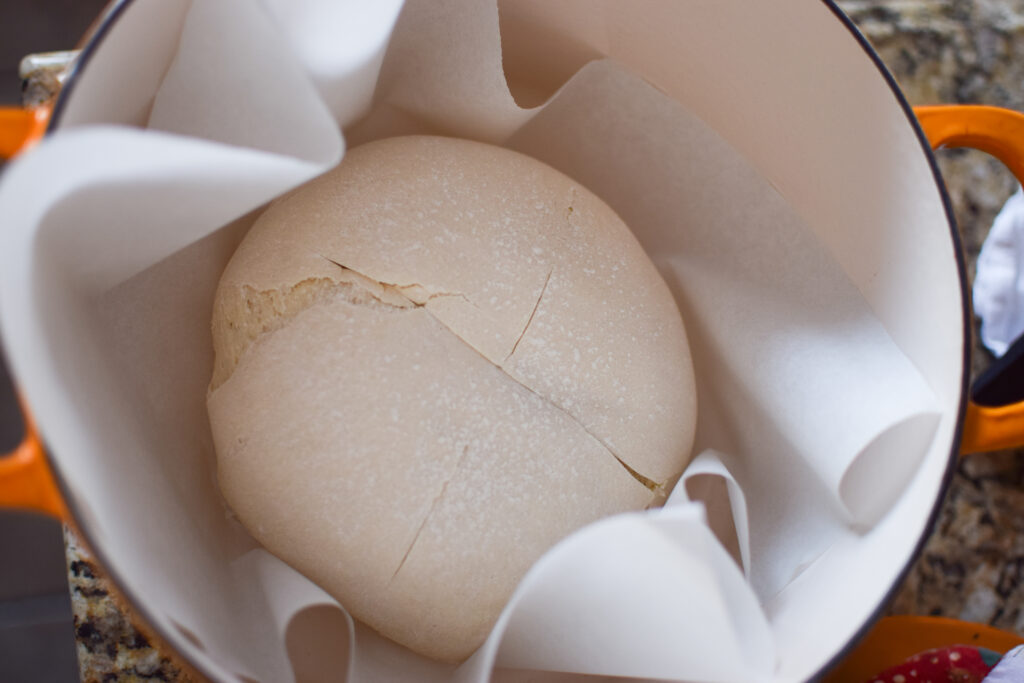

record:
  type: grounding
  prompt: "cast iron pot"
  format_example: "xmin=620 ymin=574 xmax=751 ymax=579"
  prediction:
xmin=3 ymin=1 xmax=1024 ymax=680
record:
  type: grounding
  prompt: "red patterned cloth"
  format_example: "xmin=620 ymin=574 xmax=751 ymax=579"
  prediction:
xmin=865 ymin=645 xmax=1001 ymax=683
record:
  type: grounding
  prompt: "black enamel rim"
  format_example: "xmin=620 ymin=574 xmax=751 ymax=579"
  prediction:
xmin=46 ymin=0 xmax=135 ymax=132
xmin=39 ymin=1 xmax=971 ymax=681
xmin=812 ymin=2 xmax=970 ymax=681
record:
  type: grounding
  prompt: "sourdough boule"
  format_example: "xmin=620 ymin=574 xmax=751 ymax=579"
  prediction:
xmin=207 ymin=135 xmax=697 ymax=662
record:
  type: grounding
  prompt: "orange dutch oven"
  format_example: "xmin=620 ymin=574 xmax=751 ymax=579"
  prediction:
xmin=4 ymin=1 xmax=1024 ymax=680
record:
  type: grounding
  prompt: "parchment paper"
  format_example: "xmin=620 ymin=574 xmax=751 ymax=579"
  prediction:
xmin=0 ymin=0 xmax=944 ymax=681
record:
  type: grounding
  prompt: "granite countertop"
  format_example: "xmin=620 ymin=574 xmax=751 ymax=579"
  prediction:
xmin=64 ymin=531 xmax=200 ymax=683
xmin=62 ymin=1 xmax=1024 ymax=680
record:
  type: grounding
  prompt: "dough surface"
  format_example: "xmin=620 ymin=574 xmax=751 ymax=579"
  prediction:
xmin=207 ymin=135 xmax=696 ymax=661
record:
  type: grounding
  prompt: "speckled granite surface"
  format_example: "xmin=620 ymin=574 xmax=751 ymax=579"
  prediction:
xmin=64 ymin=1 xmax=1024 ymax=680
xmin=64 ymin=529 xmax=199 ymax=683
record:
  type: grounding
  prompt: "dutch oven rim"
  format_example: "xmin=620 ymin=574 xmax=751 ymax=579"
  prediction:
xmin=39 ymin=1 xmax=970 ymax=680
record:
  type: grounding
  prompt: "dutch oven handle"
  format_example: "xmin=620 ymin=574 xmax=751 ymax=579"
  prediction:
xmin=0 ymin=107 xmax=47 ymax=159
xmin=915 ymin=106 xmax=1024 ymax=455
xmin=0 ymin=399 xmax=66 ymax=519
xmin=0 ymin=105 xmax=65 ymax=518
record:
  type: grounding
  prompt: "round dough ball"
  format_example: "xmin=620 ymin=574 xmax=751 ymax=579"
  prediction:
xmin=207 ymin=136 xmax=696 ymax=662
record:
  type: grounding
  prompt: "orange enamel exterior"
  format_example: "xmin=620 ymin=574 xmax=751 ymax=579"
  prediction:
xmin=0 ymin=106 xmax=49 ymax=160
xmin=825 ymin=615 xmax=1024 ymax=682
xmin=0 ymin=403 xmax=66 ymax=519
xmin=914 ymin=105 xmax=1024 ymax=455
xmin=0 ymin=105 xmax=64 ymax=519
xmin=962 ymin=401 xmax=1024 ymax=454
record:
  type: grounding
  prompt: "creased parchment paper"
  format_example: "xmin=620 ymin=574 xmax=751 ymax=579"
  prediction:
xmin=0 ymin=0 xmax=953 ymax=681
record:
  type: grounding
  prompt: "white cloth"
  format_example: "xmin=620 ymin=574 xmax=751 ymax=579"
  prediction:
xmin=984 ymin=644 xmax=1024 ymax=682
xmin=975 ymin=186 xmax=1024 ymax=356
